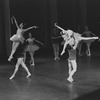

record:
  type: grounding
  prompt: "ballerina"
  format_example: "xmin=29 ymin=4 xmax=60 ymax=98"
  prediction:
xmin=8 ymin=16 xmax=38 ymax=61
xmin=24 ymin=33 xmax=43 ymax=66
xmin=9 ymin=38 xmax=31 ymax=80
xmin=51 ymin=25 xmax=63 ymax=60
xmin=60 ymin=29 xmax=98 ymax=83
xmin=78 ymin=26 xmax=98 ymax=56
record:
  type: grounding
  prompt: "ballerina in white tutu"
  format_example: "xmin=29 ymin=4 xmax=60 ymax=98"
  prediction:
xmin=8 ymin=16 xmax=38 ymax=61
xmin=78 ymin=26 xmax=97 ymax=56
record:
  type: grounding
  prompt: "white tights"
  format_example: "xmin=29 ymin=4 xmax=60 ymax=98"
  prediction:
xmin=9 ymin=58 xmax=31 ymax=79
xmin=67 ymin=60 xmax=77 ymax=82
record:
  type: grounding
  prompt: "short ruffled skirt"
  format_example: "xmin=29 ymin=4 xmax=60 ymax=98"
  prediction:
xmin=25 ymin=44 xmax=39 ymax=52
xmin=10 ymin=34 xmax=24 ymax=43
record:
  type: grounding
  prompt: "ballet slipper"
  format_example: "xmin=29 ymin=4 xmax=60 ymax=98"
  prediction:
xmin=67 ymin=77 xmax=73 ymax=83
xmin=9 ymin=75 xmax=15 ymax=80
xmin=8 ymin=56 xmax=13 ymax=61
xmin=54 ymin=58 xmax=57 ymax=60
xmin=26 ymin=73 xmax=31 ymax=78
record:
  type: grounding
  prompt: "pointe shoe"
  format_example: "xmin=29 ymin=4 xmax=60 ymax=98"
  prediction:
xmin=9 ymin=75 xmax=15 ymax=80
xmin=8 ymin=56 xmax=13 ymax=61
xmin=26 ymin=73 xmax=31 ymax=78
xmin=54 ymin=58 xmax=57 ymax=60
xmin=67 ymin=77 xmax=73 ymax=83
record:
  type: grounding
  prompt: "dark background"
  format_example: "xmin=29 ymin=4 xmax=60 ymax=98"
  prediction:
xmin=0 ymin=0 xmax=100 ymax=61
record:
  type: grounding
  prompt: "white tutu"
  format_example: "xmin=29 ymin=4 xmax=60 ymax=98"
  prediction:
xmin=10 ymin=34 xmax=24 ymax=43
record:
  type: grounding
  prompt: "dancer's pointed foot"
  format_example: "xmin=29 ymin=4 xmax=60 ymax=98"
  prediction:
xmin=9 ymin=75 xmax=15 ymax=80
xmin=54 ymin=57 xmax=57 ymax=60
xmin=54 ymin=57 xmax=60 ymax=60
xmin=67 ymin=77 xmax=73 ymax=83
xmin=26 ymin=73 xmax=31 ymax=78
xmin=8 ymin=56 xmax=13 ymax=61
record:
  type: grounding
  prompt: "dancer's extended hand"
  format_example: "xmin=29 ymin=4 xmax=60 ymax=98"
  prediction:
xmin=33 ymin=26 xmax=38 ymax=28
xmin=54 ymin=23 xmax=57 ymax=26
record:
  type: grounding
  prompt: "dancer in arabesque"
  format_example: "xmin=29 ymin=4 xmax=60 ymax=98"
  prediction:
xmin=8 ymin=16 xmax=38 ymax=61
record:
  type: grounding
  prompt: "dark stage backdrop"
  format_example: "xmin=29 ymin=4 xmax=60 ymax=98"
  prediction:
xmin=0 ymin=0 xmax=100 ymax=60
xmin=0 ymin=0 xmax=11 ymax=61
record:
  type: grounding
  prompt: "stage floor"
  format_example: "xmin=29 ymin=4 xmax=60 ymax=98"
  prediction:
xmin=0 ymin=53 xmax=100 ymax=100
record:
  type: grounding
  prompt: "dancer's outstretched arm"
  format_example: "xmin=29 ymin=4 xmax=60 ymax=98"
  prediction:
xmin=13 ymin=16 xmax=19 ymax=29
xmin=23 ymin=26 xmax=38 ymax=32
xmin=34 ymin=39 xmax=43 ymax=45
xmin=54 ymin=23 xmax=66 ymax=33
xmin=11 ymin=16 xmax=13 ymax=24
xmin=90 ymin=32 xmax=98 ymax=37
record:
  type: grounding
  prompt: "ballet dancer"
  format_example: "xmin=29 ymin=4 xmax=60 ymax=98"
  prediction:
xmin=54 ymin=23 xmax=72 ymax=41
xmin=9 ymin=38 xmax=31 ymax=80
xmin=8 ymin=16 xmax=38 ymax=61
xmin=78 ymin=26 xmax=97 ymax=56
xmin=24 ymin=33 xmax=43 ymax=66
xmin=54 ymin=23 xmax=77 ymax=52
xmin=60 ymin=29 xmax=98 ymax=83
xmin=51 ymin=26 xmax=62 ymax=60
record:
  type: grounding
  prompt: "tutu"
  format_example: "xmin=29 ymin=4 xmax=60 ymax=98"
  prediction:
xmin=25 ymin=44 xmax=39 ymax=52
xmin=10 ymin=34 xmax=24 ymax=43
xmin=10 ymin=34 xmax=20 ymax=41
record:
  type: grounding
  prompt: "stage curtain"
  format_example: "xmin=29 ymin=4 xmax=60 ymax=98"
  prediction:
xmin=50 ymin=0 xmax=58 ymax=31
xmin=79 ymin=0 xmax=87 ymax=30
xmin=72 ymin=0 xmax=87 ymax=31
xmin=0 ymin=0 xmax=11 ymax=59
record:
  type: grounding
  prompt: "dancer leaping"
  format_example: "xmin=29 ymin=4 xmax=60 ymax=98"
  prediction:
xmin=8 ymin=16 xmax=38 ymax=61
